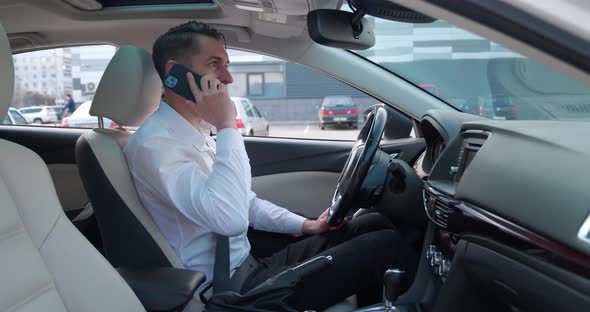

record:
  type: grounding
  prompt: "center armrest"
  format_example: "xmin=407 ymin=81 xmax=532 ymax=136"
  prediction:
xmin=116 ymin=267 xmax=205 ymax=312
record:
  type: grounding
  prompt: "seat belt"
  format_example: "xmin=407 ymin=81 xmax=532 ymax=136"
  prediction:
xmin=212 ymin=233 xmax=230 ymax=295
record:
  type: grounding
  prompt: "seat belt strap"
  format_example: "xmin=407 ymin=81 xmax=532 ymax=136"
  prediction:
xmin=212 ymin=233 xmax=230 ymax=295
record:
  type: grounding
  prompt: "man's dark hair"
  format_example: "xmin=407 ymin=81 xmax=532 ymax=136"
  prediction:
xmin=66 ymin=94 xmax=71 ymax=98
xmin=152 ymin=21 xmax=224 ymax=81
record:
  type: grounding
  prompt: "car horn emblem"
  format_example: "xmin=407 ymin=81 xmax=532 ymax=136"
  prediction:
xmin=165 ymin=76 xmax=178 ymax=88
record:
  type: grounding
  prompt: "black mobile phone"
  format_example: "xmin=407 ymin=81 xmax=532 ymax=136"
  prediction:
xmin=163 ymin=63 xmax=203 ymax=102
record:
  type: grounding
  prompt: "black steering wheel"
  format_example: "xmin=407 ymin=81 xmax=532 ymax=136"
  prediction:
xmin=327 ymin=106 xmax=387 ymax=226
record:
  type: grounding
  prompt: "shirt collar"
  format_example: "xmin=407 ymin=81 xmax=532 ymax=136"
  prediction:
xmin=157 ymin=100 xmax=213 ymax=145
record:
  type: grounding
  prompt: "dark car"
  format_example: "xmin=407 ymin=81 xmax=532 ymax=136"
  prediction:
xmin=460 ymin=95 xmax=517 ymax=120
xmin=318 ymin=96 xmax=359 ymax=130
xmin=491 ymin=95 xmax=517 ymax=120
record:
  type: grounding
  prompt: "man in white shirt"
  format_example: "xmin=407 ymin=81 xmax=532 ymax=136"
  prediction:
xmin=125 ymin=21 xmax=413 ymax=310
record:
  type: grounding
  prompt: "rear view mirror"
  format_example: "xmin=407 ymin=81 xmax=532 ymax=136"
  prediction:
xmin=307 ymin=9 xmax=375 ymax=50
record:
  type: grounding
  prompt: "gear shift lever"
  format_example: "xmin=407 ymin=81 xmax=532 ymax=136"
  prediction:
xmin=383 ymin=268 xmax=405 ymax=311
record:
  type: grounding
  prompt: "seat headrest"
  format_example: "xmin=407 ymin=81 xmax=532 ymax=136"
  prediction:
xmin=90 ymin=45 xmax=161 ymax=127
xmin=0 ymin=24 xmax=14 ymax=119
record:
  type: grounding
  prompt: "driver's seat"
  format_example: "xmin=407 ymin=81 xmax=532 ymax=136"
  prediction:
xmin=75 ymin=45 xmax=184 ymax=269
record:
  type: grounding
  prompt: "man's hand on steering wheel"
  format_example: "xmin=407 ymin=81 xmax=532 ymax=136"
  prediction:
xmin=302 ymin=208 xmax=348 ymax=235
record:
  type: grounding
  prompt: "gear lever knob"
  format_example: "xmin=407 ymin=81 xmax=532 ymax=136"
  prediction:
xmin=383 ymin=268 xmax=405 ymax=310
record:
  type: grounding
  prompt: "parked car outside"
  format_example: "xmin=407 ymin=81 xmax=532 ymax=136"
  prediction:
xmin=491 ymin=95 xmax=518 ymax=120
xmin=1 ymin=108 xmax=28 ymax=125
xmin=459 ymin=95 xmax=517 ymax=120
xmin=18 ymin=105 xmax=59 ymax=124
xmin=318 ymin=96 xmax=358 ymax=130
xmin=61 ymin=101 xmax=119 ymax=128
xmin=232 ymin=97 xmax=269 ymax=136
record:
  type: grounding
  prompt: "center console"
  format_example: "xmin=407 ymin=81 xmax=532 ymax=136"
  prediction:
xmin=422 ymin=130 xmax=490 ymax=281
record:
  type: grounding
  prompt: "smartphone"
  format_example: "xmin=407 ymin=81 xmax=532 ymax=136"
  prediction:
xmin=163 ymin=63 xmax=203 ymax=102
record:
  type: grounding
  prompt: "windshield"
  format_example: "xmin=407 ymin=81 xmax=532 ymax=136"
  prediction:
xmin=350 ymin=16 xmax=590 ymax=121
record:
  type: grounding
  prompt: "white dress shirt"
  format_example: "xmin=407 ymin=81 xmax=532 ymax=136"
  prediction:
xmin=124 ymin=101 xmax=306 ymax=290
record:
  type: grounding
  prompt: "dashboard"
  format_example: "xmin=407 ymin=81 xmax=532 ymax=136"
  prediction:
xmin=416 ymin=110 xmax=590 ymax=282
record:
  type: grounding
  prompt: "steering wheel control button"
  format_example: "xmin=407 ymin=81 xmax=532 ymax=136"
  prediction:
xmin=426 ymin=245 xmax=436 ymax=259
xmin=431 ymin=252 xmax=443 ymax=267
xmin=438 ymin=259 xmax=452 ymax=277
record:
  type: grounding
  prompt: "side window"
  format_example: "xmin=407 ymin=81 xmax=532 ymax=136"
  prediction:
xmin=244 ymin=101 xmax=254 ymax=118
xmin=251 ymin=104 xmax=263 ymax=118
xmin=247 ymin=73 xmax=264 ymax=96
xmin=11 ymin=111 xmax=27 ymax=125
xmin=226 ymin=49 xmax=411 ymax=140
xmin=7 ymin=45 xmax=117 ymax=128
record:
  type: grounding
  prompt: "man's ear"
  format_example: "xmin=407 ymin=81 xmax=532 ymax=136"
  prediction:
xmin=164 ymin=60 xmax=177 ymax=76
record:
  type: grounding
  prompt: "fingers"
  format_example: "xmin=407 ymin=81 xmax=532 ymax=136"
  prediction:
xmin=329 ymin=218 xmax=347 ymax=231
xmin=186 ymin=72 xmax=203 ymax=102
xmin=318 ymin=208 xmax=330 ymax=219
xmin=200 ymin=75 xmax=224 ymax=95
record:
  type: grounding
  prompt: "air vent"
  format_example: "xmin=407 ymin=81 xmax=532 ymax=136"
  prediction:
xmin=463 ymin=133 xmax=488 ymax=151
xmin=433 ymin=199 xmax=452 ymax=228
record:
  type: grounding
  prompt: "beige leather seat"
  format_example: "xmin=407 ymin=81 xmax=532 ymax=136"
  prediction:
xmin=0 ymin=24 xmax=145 ymax=312
xmin=76 ymin=45 xmax=184 ymax=269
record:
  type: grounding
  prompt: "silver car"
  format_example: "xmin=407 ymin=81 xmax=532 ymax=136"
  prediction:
xmin=232 ymin=97 xmax=269 ymax=136
xmin=61 ymin=101 xmax=117 ymax=128
xmin=18 ymin=105 xmax=59 ymax=124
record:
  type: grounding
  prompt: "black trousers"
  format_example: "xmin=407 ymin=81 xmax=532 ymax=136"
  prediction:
xmin=241 ymin=213 xmax=413 ymax=311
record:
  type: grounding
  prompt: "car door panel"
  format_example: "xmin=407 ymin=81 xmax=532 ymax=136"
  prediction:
xmin=244 ymin=137 xmax=426 ymax=218
xmin=0 ymin=126 xmax=89 ymax=210
xmin=48 ymin=163 xmax=89 ymax=212
xmin=252 ymin=171 xmax=339 ymax=218
xmin=0 ymin=126 xmax=101 ymax=247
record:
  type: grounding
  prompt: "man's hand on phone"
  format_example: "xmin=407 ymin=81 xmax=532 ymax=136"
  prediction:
xmin=186 ymin=72 xmax=236 ymax=130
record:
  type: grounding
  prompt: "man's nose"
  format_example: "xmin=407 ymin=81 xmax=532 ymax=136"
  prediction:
xmin=220 ymin=68 xmax=233 ymax=85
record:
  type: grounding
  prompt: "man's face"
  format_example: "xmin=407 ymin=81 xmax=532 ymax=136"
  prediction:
xmin=188 ymin=36 xmax=233 ymax=85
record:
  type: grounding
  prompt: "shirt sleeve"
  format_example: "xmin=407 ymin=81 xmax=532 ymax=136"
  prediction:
xmin=130 ymin=128 xmax=253 ymax=237
xmin=248 ymin=195 xmax=306 ymax=236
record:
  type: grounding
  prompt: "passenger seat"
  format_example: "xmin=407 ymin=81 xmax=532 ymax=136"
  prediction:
xmin=0 ymin=23 xmax=145 ymax=312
